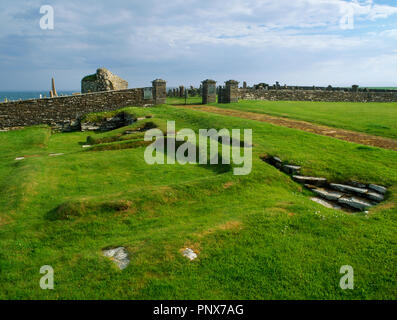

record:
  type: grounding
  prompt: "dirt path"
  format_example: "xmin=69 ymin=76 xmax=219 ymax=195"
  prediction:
xmin=176 ymin=105 xmax=397 ymax=151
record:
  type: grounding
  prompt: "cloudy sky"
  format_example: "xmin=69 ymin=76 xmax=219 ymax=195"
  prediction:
xmin=0 ymin=0 xmax=397 ymax=90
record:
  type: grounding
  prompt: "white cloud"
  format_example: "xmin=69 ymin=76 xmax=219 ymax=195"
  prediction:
xmin=0 ymin=0 xmax=396 ymax=89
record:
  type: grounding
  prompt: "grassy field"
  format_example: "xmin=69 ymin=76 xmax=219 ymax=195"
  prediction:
xmin=0 ymin=104 xmax=396 ymax=299
xmin=210 ymin=100 xmax=397 ymax=140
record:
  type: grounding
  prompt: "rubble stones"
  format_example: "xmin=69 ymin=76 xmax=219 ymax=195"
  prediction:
xmin=262 ymin=155 xmax=388 ymax=212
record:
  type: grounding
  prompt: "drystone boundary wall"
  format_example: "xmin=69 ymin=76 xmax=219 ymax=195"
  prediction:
xmin=238 ymin=89 xmax=397 ymax=103
xmin=0 ymin=88 xmax=154 ymax=132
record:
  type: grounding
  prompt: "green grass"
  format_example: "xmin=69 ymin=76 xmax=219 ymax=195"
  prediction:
xmin=207 ymin=99 xmax=397 ymax=140
xmin=0 ymin=104 xmax=396 ymax=299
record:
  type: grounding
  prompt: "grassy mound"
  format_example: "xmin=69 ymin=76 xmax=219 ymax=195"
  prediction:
xmin=48 ymin=199 xmax=133 ymax=220
xmin=86 ymin=139 xmax=152 ymax=152
xmin=86 ymin=119 xmax=167 ymax=146
xmin=81 ymin=107 xmax=154 ymax=124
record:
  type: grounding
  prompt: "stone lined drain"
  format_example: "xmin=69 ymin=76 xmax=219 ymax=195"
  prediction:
xmin=262 ymin=155 xmax=388 ymax=212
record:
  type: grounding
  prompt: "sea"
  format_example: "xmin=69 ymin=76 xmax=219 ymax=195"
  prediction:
xmin=0 ymin=91 xmax=78 ymax=102
xmin=0 ymin=88 xmax=180 ymax=102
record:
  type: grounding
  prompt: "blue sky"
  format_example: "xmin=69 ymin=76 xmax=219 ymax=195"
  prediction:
xmin=0 ymin=0 xmax=397 ymax=90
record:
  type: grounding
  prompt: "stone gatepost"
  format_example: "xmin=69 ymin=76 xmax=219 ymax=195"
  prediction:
xmin=202 ymin=79 xmax=217 ymax=104
xmin=152 ymin=79 xmax=167 ymax=105
xmin=218 ymin=86 xmax=225 ymax=103
xmin=179 ymin=86 xmax=185 ymax=97
xmin=224 ymin=80 xmax=239 ymax=103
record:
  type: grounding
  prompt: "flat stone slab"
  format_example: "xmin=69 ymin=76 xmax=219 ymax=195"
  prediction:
xmin=330 ymin=183 xmax=368 ymax=195
xmin=182 ymin=248 xmax=197 ymax=261
xmin=49 ymin=153 xmax=65 ymax=157
xmin=312 ymin=188 xmax=344 ymax=201
xmin=348 ymin=180 xmax=367 ymax=189
xmin=82 ymin=145 xmax=92 ymax=148
xmin=338 ymin=196 xmax=373 ymax=211
xmin=282 ymin=165 xmax=301 ymax=175
xmin=103 ymin=247 xmax=130 ymax=270
xmin=15 ymin=157 xmax=25 ymax=161
xmin=366 ymin=191 xmax=385 ymax=202
xmin=368 ymin=184 xmax=387 ymax=195
xmin=311 ymin=197 xmax=342 ymax=210
xmin=293 ymin=175 xmax=327 ymax=186
xmin=270 ymin=156 xmax=283 ymax=168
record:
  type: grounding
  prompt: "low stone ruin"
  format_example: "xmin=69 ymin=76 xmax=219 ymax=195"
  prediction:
xmin=81 ymin=68 xmax=128 ymax=94
xmin=80 ymin=111 xmax=136 ymax=132
xmin=263 ymin=155 xmax=388 ymax=212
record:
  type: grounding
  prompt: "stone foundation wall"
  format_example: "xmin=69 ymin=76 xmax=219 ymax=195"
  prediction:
xmin=0 ymin=88 xmax=156 ymax=132
xmin=238 ymin=89 xmax=397 ymax=102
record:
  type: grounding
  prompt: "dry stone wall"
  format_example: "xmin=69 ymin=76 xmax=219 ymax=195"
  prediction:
xmin=0 ymin=88 xmax=157 ymax=132
xmin=239 ymin=88 xmax=397 ymax=102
